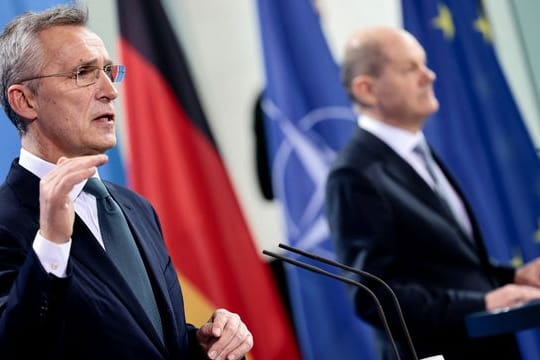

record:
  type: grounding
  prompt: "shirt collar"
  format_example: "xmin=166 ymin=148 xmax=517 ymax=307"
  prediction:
xmin=358 ymin=115 xmax=425 ymax=158
xmin=18 ymin=148 xmax=99 ymax=201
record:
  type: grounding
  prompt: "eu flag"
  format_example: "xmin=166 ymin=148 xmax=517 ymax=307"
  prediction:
xmin=256 ymin=0 xmax=376 ymax=358
xmin=403 ymin=0 xmax=540 ymax=358
xmin=0 ymin=1 xmax=125 ymax=185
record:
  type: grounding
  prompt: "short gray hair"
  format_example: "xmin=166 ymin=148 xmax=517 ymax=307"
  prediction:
xmin=0 ymin=4 xmax=88 ymax=135
xmin=341 ymin=35 xmax=389 ymax=105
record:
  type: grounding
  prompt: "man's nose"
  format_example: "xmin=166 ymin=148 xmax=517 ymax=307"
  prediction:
xmin=421 ymin=65 xmax=436 ymax=84
xmin=96 ymin=70 xmax=119 ymax=101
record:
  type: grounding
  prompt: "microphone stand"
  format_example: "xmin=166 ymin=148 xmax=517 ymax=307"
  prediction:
xmin=264 ymin=249 xmax=401 ymax=359
xmin=263 ymin=243 xmax=419 ymax=360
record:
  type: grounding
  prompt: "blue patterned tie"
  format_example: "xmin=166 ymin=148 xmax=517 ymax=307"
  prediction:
xmin=84 ymin=178 xmax=163 ymax=341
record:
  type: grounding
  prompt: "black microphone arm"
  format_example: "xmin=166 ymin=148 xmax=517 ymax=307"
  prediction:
xmin=278 ymin=243 xmax=417 ymax=359
xmin=263 ymin=243 xmax=418 ymax=360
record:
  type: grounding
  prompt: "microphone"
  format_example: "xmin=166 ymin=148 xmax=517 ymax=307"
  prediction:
xmin=263 ymin=243 xmax=418 ymax=360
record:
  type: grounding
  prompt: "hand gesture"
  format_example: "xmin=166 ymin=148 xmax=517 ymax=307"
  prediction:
xmin=39 ymin=154 xmax=107 ymax=243
xmin=196 ymin=308 xmax=253 ymax=360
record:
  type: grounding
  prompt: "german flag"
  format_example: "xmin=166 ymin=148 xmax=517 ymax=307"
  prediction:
xmin=117 ymin=1 xmax=300 ymax=359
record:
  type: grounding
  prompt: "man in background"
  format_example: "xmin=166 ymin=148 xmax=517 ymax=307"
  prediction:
xmin=326 ymin=26 xmax=540 ymax=359
xmin=0 ymin=5 xmax=252 ymax=359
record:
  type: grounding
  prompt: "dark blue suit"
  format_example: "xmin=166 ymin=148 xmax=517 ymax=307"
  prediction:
xmin=325 ymin=128 xmax=521 ymax=359
xmin=0 ymin=160 xmax=205 ymax=359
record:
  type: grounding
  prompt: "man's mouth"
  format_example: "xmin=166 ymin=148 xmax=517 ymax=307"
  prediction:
xmin=94 ymin=113 xmax=115 ymax=123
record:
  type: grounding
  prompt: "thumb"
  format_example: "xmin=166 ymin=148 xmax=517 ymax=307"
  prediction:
xmin=197 ymin=322 xmax=214 ymax=342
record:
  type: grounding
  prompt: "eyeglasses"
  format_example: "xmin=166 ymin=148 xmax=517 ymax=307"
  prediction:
xmin=19 ymin=64 xmax=126 ymax=87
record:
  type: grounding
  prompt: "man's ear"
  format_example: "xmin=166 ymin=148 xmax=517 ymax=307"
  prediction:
xmin=351 ymin=74 xmax=377 ymax=107
xmin=7 ymin=84 xmax=38 ymax=121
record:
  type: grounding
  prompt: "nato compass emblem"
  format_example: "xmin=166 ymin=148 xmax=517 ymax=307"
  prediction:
xmin=262 ymin=98 xmax=355 ymax=258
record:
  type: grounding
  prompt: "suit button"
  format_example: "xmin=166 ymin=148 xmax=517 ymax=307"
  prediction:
xmin=40 ymin=294 xmax=49 ymax=317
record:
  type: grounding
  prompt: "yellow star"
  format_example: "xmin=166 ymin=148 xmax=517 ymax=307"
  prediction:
xmin=511 ymin=253 xmax=523 ymax=268
xmin=474 ymin=15 xmax=492 ymax=43
xmin=534 ymin=218 xmax=540 ymax=243
xmin=510 ymin=245 xmax=524 ymax=268
xmin=432 ymin=3 xmax=455 ymax=40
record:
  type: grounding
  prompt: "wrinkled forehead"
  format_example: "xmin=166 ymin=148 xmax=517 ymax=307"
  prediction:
xmin=37 ymin=25 xmax=110 ymax=69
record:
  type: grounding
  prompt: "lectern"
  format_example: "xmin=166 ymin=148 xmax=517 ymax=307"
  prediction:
xmin=466 ymin=299 xmax=540 ymax=337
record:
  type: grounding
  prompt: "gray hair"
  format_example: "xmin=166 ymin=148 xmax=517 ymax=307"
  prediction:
xmin=341 ymin=35 xmax=389 ymax=105
xmin=0 ymin=4 xmax=88 ymax=135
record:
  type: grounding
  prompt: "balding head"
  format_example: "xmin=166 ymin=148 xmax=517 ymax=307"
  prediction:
xmin=341 ymin=26 xmax=416 ymax=104
xmin=340 ymin=26 xmax=438 ymax=131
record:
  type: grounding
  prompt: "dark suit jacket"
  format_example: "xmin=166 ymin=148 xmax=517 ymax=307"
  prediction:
xmin=0 ymin=160 xmax=206 ymax=359
xmin=326 ymin=128 xmax=521 ymax=359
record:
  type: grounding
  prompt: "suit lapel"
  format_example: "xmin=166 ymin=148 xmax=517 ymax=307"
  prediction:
xmin=104 ymin=184 xmax=178 ymax=349
xmin=7 ymin=160 xmax=168 ymax=354
xmin=356 ymin=130 xmax=476 ymax=246
xmin=70 ymin=216 xmax=167 ymax=354
xmin=385 ymin=152 xmax=445 ymax=212
xmin=356 ymin=130 xmax=447 ymax=212
xmin=430 ymin=149 xmax=484 ymax=248
xmin=6 ymin=160 xmax=40 ymax=211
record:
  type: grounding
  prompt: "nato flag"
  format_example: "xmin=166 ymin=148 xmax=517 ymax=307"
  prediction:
xmin=256 ymin=0 xmax=377 ymax=358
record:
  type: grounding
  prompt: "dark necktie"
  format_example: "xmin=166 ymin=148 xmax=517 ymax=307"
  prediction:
xmin=83 ymin=178 xmax=163 ymax=341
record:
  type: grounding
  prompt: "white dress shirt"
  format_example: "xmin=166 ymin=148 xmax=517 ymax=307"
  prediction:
xmin=359 ymin=116 xmax=473 ymax=238
xmin=19 ymin=148 xmax=105 ymax=277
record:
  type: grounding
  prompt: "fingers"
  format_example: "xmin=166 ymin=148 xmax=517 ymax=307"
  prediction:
xmin=515 ymin=258 xmax=540 ymax=287
xmin=485 ymin=284 xmax=540 ymax=311
xmin=197 ymin=309 xmax=253 ymax=360
xmin=39 ymin=154 xmax=108 ymax=243
xmin=213 ymin=321 xmax=252 ymax=360
xmin=196 ymin=322 xmax=216 ymax=347
xmin=44 ymin=155 xmax=107 ymax=191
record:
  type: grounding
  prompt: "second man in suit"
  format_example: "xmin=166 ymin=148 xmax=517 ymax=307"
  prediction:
xmin=326 ymin=26 xmax=540 ymax=359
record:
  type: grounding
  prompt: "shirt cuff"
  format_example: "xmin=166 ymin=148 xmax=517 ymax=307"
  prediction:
xmin=32 ymin=231 xmax=71 ymax=278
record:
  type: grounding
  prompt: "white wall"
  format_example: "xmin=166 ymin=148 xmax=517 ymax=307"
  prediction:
xmin=84 ymin=0 xmax=540 ymax=253
xmin=484 ymin=0 xmax=540 ymax=145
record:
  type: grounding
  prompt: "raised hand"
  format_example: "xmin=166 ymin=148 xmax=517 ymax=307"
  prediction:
xmin=39 ymin=154 xmax=107 ymax=243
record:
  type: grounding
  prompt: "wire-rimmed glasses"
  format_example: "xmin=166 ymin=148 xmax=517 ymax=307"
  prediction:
xmin=19 ymin=64 xmax=126 ymax=87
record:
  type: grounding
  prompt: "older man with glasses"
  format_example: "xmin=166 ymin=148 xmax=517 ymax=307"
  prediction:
xmin=0 ymin=4 xmax=252 ymax=359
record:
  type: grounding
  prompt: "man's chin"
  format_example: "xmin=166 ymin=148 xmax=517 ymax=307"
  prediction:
xmin=425 ymin=101 xmax=439 ymax=117
xmin=93 ymin=140 xmax=117 ymax=155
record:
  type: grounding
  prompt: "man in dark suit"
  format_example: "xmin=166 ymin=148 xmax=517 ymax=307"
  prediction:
xmin=326 ymin=26 xmax=540 ymax=360
xmin=0 ymin=5 xmax=252 ymax=359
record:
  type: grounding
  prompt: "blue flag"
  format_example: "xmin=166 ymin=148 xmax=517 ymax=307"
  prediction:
xmin=256 ymin=0 xmax=376 ymax=358
xmin=0 ymin=1 xmax=125 ymax=184
xmin=403 ymin=0 xmax=540 ymax=358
